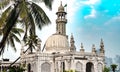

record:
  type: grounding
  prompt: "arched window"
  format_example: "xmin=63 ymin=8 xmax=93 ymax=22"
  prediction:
xmin=76 ymin=61 xmax=82 ymax=72
xmin=61 ymin=61 xmax=65 ymax=72
xmin=41 ymin=62 xmax=51 ymax=72
xmin=63 ymin=62 xmax=65 ymax=71
xmin=98 ymin=63 xmax=103 ymax=72
xmin=27 ymin=63 xmax=31 ymax=72
xmin=86 ymin=62 xmax=94 ymax=72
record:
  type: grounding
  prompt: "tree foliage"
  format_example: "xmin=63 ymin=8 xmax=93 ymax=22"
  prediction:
xmin=0 ymin=0 xmax=53 ymax=55
xmin=103 ymin=66 xmax=110 ymax=72
xmin=111 ymin=64 xmax=117 ymax=72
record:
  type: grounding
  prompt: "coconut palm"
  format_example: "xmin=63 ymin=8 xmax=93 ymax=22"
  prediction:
xmin=25 ymin=35 xmax=38 ymax=53
xmin=0 ymin=0 xmax=53 ymax=55
xmin=0 ymin=26 xmax=24 ymax=53
xmin=111 ymin=64 xmax=117 ymax=72
xmin=103 ymin=66 xmax=110 ymax=72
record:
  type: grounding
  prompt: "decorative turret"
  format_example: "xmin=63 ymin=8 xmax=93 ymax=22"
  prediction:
xmin=70 ymin=34 xmax=76 ymax=52
xmin=92 ymin=44 xmax=96 ymax=54
xmin=100 ymin=39 xmax=105 ymax=55
xmin=56 ymin=1 xmax=67 ymax=35
xmin=36 ymin=38 xmax=42 ymax=52
xmin=80 ymin=43 xmax=84 ymax=53
xmin=20 ymin=40 xmax=25 ymax=55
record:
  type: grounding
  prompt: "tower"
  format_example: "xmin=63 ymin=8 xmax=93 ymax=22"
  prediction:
xmin=56 ymin=1 xmax=67 ymax=35
xmin=92 ymin=44 xmax=96 ymax=54
xmin=100 ymin=39 xmax=105 ymax=53
xmin=80 ymin=43 xmax=84 ymax=53
xmin=70 ymin=34 xmax=76 ymax=52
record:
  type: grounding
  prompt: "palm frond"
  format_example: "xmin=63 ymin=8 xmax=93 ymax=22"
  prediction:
xmin=12 ymin=33 xmax=21 ymax=43
xmin=0 ymin=0 xmax=14 ymax=9
xmin=0 ymin=3 xmax=20 ymax=55
xmin=11 ymin=27 xmax=24 ymax=36
xmin=42 ymin=0 xmax=53 ymax=10
xmin=19 ymin=1 xmax=28 ymax=19
xmin=3 ymin=5 xmax=20 ymax=34
xmin=28 ymin=11 xmax=36 ymax=35
xmin=9 ymin=36 xmax=17 ymax=52
xmin=30 ymin=2 xmax=51 ymax=30
xmin=0 ymin=6 xmax=12 ymax=28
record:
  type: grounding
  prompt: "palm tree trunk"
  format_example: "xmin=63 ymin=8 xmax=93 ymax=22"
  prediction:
xmin=0 ymin=3 xmax=20 ymax=54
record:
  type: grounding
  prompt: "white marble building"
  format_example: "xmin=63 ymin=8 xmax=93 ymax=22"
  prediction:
xmin=20 ymin=2 xmax=105 ymax=72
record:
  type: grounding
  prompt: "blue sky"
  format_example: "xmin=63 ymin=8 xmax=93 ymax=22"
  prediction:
xmin=1 ymin=0 xmax=120 ymax=60
xmin=68 ymin=0 xmax=120 ymax=58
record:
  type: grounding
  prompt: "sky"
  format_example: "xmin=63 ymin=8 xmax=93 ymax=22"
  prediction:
xmin=0 ymin=0 xmax=120 ymax=61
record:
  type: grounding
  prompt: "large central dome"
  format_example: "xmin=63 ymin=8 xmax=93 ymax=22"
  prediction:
xmin=43 ymin=2 xmax=69 ymax=53
xmin=44 ymin=34 xmax=69 ymax=53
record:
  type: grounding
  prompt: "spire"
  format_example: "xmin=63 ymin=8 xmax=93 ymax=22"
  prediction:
xmin=70 ymin=34 xmax=76 ymax=52
xmin=100 ymin=38 xmax=104 ymax=49
xmin=56 ymin=1 xmax=67 ymax=35
xmin=58 ymin=1 xmax=64 ymax=12
xmin=80 ymin=43 xmax=84 ymax=53
xmin=60 ymin=1 xmax=62 ymax=6
xmin=81 ymin=43 xmax=83 ymax=49
xmin=100 ymin=39 xmax=105 ymax=54
xmin=92 ymin=44 xmax=96 ymax=54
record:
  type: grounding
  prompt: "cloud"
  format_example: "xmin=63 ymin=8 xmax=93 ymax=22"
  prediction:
xmin=80 ymin=0 xmax=100 ymax=5
xmin=78 ymin=0 xmax=100 ymax=19
xmin=104 ymin=16 xmax=120 ymax=25
xmin=84 ymin=9 xmax=96 ymax=19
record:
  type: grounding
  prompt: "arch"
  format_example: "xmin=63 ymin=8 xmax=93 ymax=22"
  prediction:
xmin=41 ymin=62 xmax=51 ymax=72
xmin=86 ymin=62 xmax=94 ymax=72
xmin=98 ymin=63 xmax=103 ymax=72
xmin=63 ymin=62 xmax=65 ymax=71
xmin=27 ymin=63 xmax=31 ymax=72
xmin=76 ymin=61 xmax=82 ymax=72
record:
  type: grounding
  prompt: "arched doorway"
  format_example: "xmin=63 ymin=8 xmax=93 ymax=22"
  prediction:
xmin=41 ymin=62 xmax=51 ymax=72
xmin=27 ymin=63 xmax=31 ymax=72
xmin=86 ymin=62 xmax=94 ymax=72
xmin=98 ymin=63 xmax=103 ymax=72
xmin=76 ymin=61 xmax=82 ymax=72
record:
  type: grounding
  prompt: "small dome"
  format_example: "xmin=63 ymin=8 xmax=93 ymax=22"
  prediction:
xmin=58 ymin=2 xmax=64 ymax=12
xmin=44 ymin=34 xmax=69 ymax=53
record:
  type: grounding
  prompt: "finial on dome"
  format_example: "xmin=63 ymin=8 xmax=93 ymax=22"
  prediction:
xmin=60 ymin=1 xmax=62 ymax=6
xmin=58 ymin=1 xmax=64 ymax=12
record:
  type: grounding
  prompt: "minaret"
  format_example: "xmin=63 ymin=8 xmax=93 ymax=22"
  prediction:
xmin=56 ymin=1 xmax=67 ymax=35
xmin=80 ymin=43 xmax=85 ymax=53
xmin=100 ymin=39 xmax=105 ymax=55
xmin=92 ymin=44 xmax=96 ymax=54
xmin=70 ymin=34 xmax=76 ymax=52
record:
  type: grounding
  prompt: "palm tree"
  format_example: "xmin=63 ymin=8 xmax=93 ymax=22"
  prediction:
xmin=0 ymin=0 xmax=53 ymax=55
xmin=103 ymin=66 xmax=110 ymax=72
xmin=25 ymin=35 xmax=39 ymax=53
xmin=0 ymin=26 xmax=24 ymax=53
xmin=111 ymin=64 xmax=117 ymax=72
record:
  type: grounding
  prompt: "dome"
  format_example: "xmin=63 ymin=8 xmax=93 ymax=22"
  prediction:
xmin=58 ymin=2 xmax=64 ymax=12
xmin=44 ymin=34 xmax=69 ymax=53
